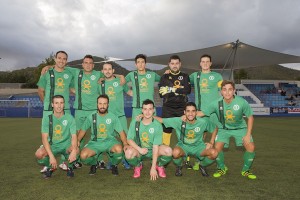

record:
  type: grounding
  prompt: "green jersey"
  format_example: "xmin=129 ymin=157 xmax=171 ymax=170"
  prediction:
xmin=37 ymin=68 xmax=74 ymax=111
xmin=163 ymin=117 xmax=216 ymax=146
xmin=41 ymin=113 xmax=76 ymax=145
xmin=66 ymin=67 xmax=104 ymax=110
xmin=81 ymin=112 xmax=123 ymax=141
xmin=127 ymin=119 xmax=163 ymax=149
xmin=99 ymin=77 xmax=129 ymax=117
xmin=125 ymin=71 xmax=160 ymax=107
xmin=203 ymin=96 xmax=253 ymax=130
xmin=189 ymin=71 xmax=223 ymax=110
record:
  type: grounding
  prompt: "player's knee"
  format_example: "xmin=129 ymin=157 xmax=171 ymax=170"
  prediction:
xmin=80 ymin=151 xmax=89 ymax=160
xmin=160 ymin=145 xmax=172 ymax=156
xmin=172 ymin=148 xmax=181 ymax=158
xmin=125 ymin=148 xmax=135 ymax=159
xmin=244 ymin=142 xmax=255 ymax=152
xmin=112 ymin=144 xmax=123 ymax=153
xmin=210 ymin=149 xmax=218 ymax=159
xmin=35 ymin=148 xmax=45 ymax=159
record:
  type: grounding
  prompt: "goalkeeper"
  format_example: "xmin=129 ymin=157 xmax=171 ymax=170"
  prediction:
xmin=159 ymin=55 xmax=191 ymax=147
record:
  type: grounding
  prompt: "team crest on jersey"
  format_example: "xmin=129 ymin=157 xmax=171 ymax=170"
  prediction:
xmin=233 ymin=105 xmax=240 ymax=111
xmin=90 ymin=75 xmax=96 ymax=80
xmin=194 ymin=127 xmax=200 ymax=132
xmin=178 ymin=76 xmax=183 ymax=80
xmin=64 ymin=74 xmax=69 ymax=79
xmin=149 ymin=128 xmax=154 ymax=134
xmin=106 ymin=119 xmax=112 ymax=124
xmin=62 ymin=120 xmax=68 ymax=126
xmin=113 ymin=82 xmax=119 ymax=87
xmin=209 ymin=76 xmax=215 ymax=80
xmin=146 ymin=74 xmax=151 ymax=79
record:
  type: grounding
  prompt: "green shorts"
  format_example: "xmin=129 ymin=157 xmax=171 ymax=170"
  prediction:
xmin=216 ymin=128 xmax=254 ymax=147
xmin=176 ymin=142 xmax=206 ymax=160
xmin=41 ymin=142 xmax=71 ymax=158
xmin=84 ymin=139 xmax=120 ymax=156
xmin=75 ymin=110 xmax=96 ymax=131
xmin=43 ymin=109 xmax=71 ymax=118
xmin=140 ymin=149 xmax=153 ymax=160
xmin=118 ymin=115 xmax=128 ymax=133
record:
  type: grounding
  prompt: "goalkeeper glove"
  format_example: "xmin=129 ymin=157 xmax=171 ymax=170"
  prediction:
xmin=159 ymin=86 xmax=176 ymax=95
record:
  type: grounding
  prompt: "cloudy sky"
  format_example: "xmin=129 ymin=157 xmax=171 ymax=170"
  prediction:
xmin=1 ymin=0 xmax=300 ymax=71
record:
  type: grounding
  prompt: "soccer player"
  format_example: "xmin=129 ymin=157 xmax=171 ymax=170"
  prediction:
xmin=159 ymin=55 xmax=191 ymax=146
xmin=35 ymin=95 xmax=78 ymax=179
xmin=189 ymin=54 xmax=223 ymax=170
xmin=125 ymin=54 xmax=161 ymax=119
xmin=100 ymin=62 xmax=132 ymax=169
xmin=198 ymin=80 xmax=257 ymax=179
xmin=125 ymin=99 xmax=172 ymax=180
xmin=37 ymin=51 xmax=74 ymax=117
xmin=77 ymin=94 xmax=128 ymax=176
xmin=153 ymin=102 xmax=218 ymax=177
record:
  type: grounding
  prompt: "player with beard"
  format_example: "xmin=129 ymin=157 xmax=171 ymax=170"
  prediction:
xmin=77 ymin=94 xmax=128 ymax=176
xmin=159 ymin=55 xmax=191 ymax=146
xmin=153 ymin=102 xmax=218 ymax=177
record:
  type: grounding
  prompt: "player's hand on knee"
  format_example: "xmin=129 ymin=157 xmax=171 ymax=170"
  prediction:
xmin=50 ymin=156 xmax=57 ymax=169
xmin=205 ymin=142 xmax=213 ymax=149
xmin=242 ymin=135 xmax=251 ymax=145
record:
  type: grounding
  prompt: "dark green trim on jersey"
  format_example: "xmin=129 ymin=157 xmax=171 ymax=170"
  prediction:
xmin=134 ymin=72 xmax=140 ymax=108
xmin=196 ymin=72 xmax=201 ymax=110
xmin=92 ymin=113 xmax=98 ymax=141
xmin=78 ymin=70 xmax=84 ymax=110
xmin=48 ymin=70 xmax=55 ymax=111
xmin=101 ymin=81 xmax=106 ymax=95
xmin=180 ymin=121 xmax=186 ymax=144
xmin=48 ymin=114 xmax=53 ymax=145
xmin=135 ymin=120 xmax=141 ymax=146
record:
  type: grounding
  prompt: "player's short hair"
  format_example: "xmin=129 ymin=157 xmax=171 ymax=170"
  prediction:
xmin=142 ymin=99 xmax=155 ymax=108
xmin=83 ymin=54 xmax=94 ymax=61
xmin=200 ymin=54 xmax=212 ymax=62
xmin=135 ymin=54 xmax=147 ymax=63
xmin=56 ymin=51 xmax=68 ymax=59
xmin=221 ymin=80 xmax=235 ymax=89
xmin=52 ymin=95 xmax=64 ymax=103
xmin=103 ymin=61 xmax=114 ymax=69
xmin=169 ymin=55 xmax=181 ymax=62
xmin=185 ymin=102 xmax=197 ymax=110
xmin=97 ymin=94 xmax=109 ymax=104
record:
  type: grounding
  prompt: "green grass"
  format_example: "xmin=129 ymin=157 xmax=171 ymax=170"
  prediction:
xmin=0 ymin=117 xmax=299 ymax=200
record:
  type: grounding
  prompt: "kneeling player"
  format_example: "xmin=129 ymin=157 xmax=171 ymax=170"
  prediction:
xmin=125 ymin=99 xmax=172 ymax=180
xmin=77 ymin=94 xmax=128 ymax=176
xmin=154 ymin=102 xmax=218 ymax=177
xmin=198 ymin=80 xmax=257 ymax=179
xmin=35 ymin=95 xmax=78 ymax=179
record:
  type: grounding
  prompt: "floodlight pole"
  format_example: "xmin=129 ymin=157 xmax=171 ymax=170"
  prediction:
xmin=221 ymin=39 xmax=240 ymax=81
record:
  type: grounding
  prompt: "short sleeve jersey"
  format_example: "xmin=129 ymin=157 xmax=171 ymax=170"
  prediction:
xmin=81 ymin=112 xmax=123 ymax=141
xmin=99 ymin=77 xmax=129 ymax=117
xmin=37 ymin=68 xmax=74 ymax=111
xmin=203 ymin=96 xmax=253 ymax=130
xmin=127 ymin=119 xmax=163 ymax=149
xmin=67 ymin=67 xmax=104 ymax=110
xmin=125 ymin=71 xmax=160 ymax=107
xmin=189 ymin=71 xmax=223 ymax=110
xmin=163 ymin=117 xmax=216 ymax=146
xmin=41 ymin=113 xmax=76 ymax=145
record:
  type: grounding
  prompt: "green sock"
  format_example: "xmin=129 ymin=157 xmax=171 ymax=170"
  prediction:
xmin=200 ymin=157 xmax=215 ymax=167
xmin=242 ymin=151 xmax=255 ymax=171
xmin=111 ymin=152 xmax=123 ymax=165
xmin=173 ymin=157 xmax=183 ymax=166
xmin=60 ymin=154 xmax=66 ymax=164
xmin=158 ymin=155 xmax=172 ymax=166
xmin=81 ymin=156 xmax=97 ymax=166
xmin=37 ymin=157 xmax=50 ymax=168
xmin=216 ymin=151 xmax=225 ymax=169
xmin=126 ymin=157 xmax=140 ymax=167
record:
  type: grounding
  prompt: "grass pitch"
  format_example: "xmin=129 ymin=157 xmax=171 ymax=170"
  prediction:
xmin=0 ymin=117 xmax=299 ymax=200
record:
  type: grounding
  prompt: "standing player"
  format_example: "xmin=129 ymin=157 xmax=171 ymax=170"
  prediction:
xmin=77 ymin=94 xmax=128 ymax=176
xmin=153 ymin=102 xmax=218 ymax=177
xmin=100 ymin=62 xmax=131 ymax=169
xmin=159 ymin=55 xmax=191 ymax=146
xmin=189 ymin=54 xmax=223 ymax=170
xmin=37 ymin=51 xmax=74 ymax=117
xmin=125 ymin=99 xmax=172 ymax=180
xmin=125 ymin=54 xmax=161 ymax=119
xmin=198 ymin=80 xmax=257 ymax=179
xmin=35 ymin=95 xmax=78 ymax=178
xmin=37 ymin=51 xmax=74 ymax=172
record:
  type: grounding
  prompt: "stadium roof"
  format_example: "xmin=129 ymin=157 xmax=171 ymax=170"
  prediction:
xmin=123 ymin=40 xmax=300 ymax=71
